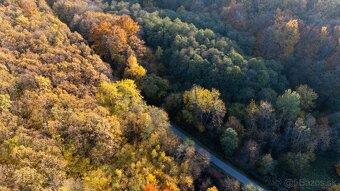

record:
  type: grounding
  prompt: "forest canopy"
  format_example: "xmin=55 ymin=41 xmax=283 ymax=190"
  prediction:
xmin=1 ymin=0 xmax=340 ymax=190
xmin=0 ymin=0 xmax=211 ymax=190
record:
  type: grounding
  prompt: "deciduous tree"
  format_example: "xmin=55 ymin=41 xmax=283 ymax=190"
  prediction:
xmin=124 ymin=54 xmax=147 ymax=79
xmin=182 ymin=85 xmax=226 ymax=131
xmin=276 ymin=89 xmax=301 ymax=120
xmin=296 ymin=85 xmax=318 ymax=111
xmin=220 ymin=128 xmax=239 ymax=156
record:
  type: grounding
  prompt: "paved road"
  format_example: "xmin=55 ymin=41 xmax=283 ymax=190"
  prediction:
xmin=170 ymin=125 xmax=268 ymax=191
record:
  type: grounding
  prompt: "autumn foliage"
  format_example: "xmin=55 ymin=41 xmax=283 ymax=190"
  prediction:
xmin=145 ymin=184 xmax=158 ymax=191
xmin=74 ymin=11 xmax=146 ymax=75
xmin=0 ymin=0 xmax=206 ymax=190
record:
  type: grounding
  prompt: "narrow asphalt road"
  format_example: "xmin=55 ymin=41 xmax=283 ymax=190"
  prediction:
xmin=170 ymin=125 xmax=268 ymax=191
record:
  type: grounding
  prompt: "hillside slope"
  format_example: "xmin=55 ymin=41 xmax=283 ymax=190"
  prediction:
xmin=0 ymin=1 xmax=209 ymax=190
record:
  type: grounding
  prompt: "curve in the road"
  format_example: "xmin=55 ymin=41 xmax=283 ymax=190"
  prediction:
xmin=170 ymin=125 xmax=269 ymax=191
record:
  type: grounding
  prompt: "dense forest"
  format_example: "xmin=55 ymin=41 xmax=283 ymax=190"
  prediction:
xmin=0 ymin=0 xmax=215 ymax=190
xmin=0 ymin=0 xmax=339 ymax=190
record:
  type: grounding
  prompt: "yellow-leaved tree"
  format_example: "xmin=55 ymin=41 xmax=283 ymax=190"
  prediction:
xmin=182 ymin=85 xmax=226 ymax=132
xmin=124 ymin=55 xmax=147 ymax=79
xmin=274 ymin=12 xmax=300 ymax=56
